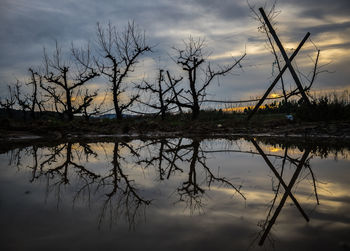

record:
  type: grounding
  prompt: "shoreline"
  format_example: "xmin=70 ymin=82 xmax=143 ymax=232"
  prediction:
xmin=1 ymin=122 xmax=350 ymax=142
xmin=1 ymin=118 xmax=350 ymax=147
xmin=2 ymin=131 xmax=350 ymax=143
xmin=1 ymin=129 xmax=349 ymax=155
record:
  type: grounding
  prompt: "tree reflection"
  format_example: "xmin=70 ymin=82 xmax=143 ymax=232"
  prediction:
xmin=138 ymin=138 xmax=246 ymax=213
xmin=174 ymin=139 xmax=246 ymax=213
xmin=31 ymin=143 xmax=100 ymax=207
xmin=44 ymin=143 xmax=100 ymax=185
xmin=97 ymin=141 xmax=151 ymax=229
xmin=5 ymin=137 xmax=330 ymax=240
xmin=137 ymin=138 xmax=185 ymax=180
xmin=8 ymin=141 xmax=150 ymax=229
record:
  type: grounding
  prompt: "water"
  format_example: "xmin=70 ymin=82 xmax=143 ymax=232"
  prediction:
xmin=0 ymin=137 xmax=349 ymax=251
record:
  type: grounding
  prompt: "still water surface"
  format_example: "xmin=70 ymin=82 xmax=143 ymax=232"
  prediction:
xmin=0 ymin=138 xmax=349 ymax=250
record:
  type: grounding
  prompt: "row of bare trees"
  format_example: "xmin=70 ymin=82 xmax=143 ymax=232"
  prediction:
xmin=0 ymin=21 xmax=245 ymax=121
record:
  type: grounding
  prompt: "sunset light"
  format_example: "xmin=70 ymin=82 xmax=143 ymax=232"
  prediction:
xmin=0 ymin=1 xmax=349 ymax=250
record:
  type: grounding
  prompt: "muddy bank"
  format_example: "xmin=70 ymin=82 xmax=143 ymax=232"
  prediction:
xmin=1 ymin=120 xmax=350 ymax=139
xmin=1 ymin=115 xmax=350 ymax=151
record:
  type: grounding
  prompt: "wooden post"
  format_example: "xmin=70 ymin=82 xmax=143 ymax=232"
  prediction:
xmin=247 ymin=32 xmax=310 ymax=120
xmin=259 ymin=7 xmax=311 ymax=105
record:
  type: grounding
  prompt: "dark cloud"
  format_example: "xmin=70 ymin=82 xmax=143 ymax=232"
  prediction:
xmin=0 ymin=0 xmax=349 ymax=100
xmin=191 ymin=0 xmax=249 ymax=20
xmin=300 ymin=21 xmax=350 ymax=37
xmin=283 ymin=0 xmax=350 ymax=19
xmin=247 ymin=36 xmax=266 ymax=43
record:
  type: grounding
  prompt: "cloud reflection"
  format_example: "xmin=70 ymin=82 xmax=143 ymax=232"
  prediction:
xmin=0 ymin=138 xmax=350 ymax=250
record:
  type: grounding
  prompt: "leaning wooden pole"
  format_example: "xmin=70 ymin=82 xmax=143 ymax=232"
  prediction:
xmin=247 ymin=32 xmax=310 ymax=120
xmin=259 ymin=7 xmax=311 ymax=105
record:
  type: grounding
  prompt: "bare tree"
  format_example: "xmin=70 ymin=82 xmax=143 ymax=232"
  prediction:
xmin=40 ymin=41 xmax=99 ymax=120
xmin=27 ymin=68 xmax=46 ymax=118
xmin=10 ymin=69 xmax=46 ymax=120
xmin=171 ymin=37 xmax=246 ymax=119
xmin=13 ymin=81 xmax=30 ymax=119
xmin=96 ymin=21 xmax=151 ymax=120
xmin=166 ymin=70 xmax=184 ymax=114
xmin=78 ymin=89 xmax=108 ymax=121
xmin=136 ymin=69 xmax=183 ymax=120
xmin=0 ymin=85 xmax=16 ymax=118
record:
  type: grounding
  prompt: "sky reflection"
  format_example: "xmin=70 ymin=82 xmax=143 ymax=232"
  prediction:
xmin=0 ymin=138 xmax=349 ymax=250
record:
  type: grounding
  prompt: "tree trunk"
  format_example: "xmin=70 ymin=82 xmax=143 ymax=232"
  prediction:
xmin=66 ymin=89 xmax=74 ymax=121
xmin=189 ymin=58 xmax=200 ymax=120
xmin=113 ymin=94 xmax=122 ymax=120
xmin=192 ymin=103 xmax=200 ymax=120
xmin=158 ymin=70 xmax=166 ymax=121
xmin=112 ymin=78 xmax=123 ymax=120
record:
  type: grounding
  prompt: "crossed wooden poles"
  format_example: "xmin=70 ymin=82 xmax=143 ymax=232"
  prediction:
xmin=250 ymin=139 xmax=311 ymax=246
xmin=247 ymin=8 xmax=312 ymax=120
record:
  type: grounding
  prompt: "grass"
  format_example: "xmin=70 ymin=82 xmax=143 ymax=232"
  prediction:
xmin=0 ymin=94 xmax=349 ymax=138
xmin=241 ymin=93 xmax=350 ymax=122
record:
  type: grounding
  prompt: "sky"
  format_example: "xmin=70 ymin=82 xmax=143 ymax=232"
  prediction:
xmin=0 ymin=0 xmax=349 ymax=110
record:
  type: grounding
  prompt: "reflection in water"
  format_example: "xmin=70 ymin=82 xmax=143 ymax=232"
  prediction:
xmin=1 ymin=138 xmax=350 ymax=250
xmin=99 ymin=141 xmax=150 ymax=229
xmin=251 ymin=139 xmax=311 ymax=246
xmin=27 ymin=143 xmax=100 ymax=207
xmin=139 ymin=138 xmax=245 ymax=213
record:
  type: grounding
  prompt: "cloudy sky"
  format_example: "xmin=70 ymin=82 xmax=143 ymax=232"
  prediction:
xmin=0 ymin=0 xmax=349 ymax=108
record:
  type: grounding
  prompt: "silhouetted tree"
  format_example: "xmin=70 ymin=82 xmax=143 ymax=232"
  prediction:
xmin=137 ymin=69 xmax=183 ymax=120
xmin=166 ymin=70 xmax=184 ymax=114
xmin=96 ymin=21 xmax=151 ymax=120
xmin=0 ymin=85 xmax=16 ymax=118
xmin=12 ymin=69 xmax=46 ymax=120
xmin=171 ymin=37 xmax=245 ymax=119
xmin=13 ymin=81 xmax=30 ymax=119
xmin=40 ymin=41 xmax=99 ymax=120
xmin=27 ymin=68 xmax=45 ymax=118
